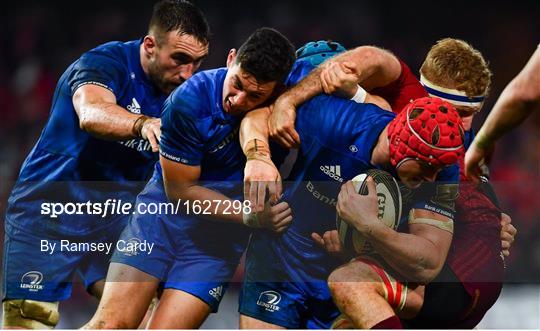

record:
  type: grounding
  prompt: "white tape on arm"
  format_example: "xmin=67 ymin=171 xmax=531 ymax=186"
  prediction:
xmin=243 ymin=211 xmax=261 ymax=228
xmin=350 ymin=85 xmax=367 ymax=103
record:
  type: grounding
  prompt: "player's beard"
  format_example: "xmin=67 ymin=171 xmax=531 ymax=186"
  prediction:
xmin=147 ymin=61 xmax=181 ymax=95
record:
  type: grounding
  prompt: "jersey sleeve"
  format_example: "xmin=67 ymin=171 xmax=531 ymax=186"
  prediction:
xmin=159 ymin=92 xmax=205 ymax=166
xmin=410 ymin=164 xmax=460 ymax=220
xmin=371 ymin=59 xmax=428 ymax=114
xmin=68 ymin=50 xmax=128 ymax=96
xmin=285 ymin=60 xmax=317 ymax=87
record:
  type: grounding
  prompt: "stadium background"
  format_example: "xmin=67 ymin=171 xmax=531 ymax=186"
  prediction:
xmin=1 ymin=0 xmax=539 ymax=328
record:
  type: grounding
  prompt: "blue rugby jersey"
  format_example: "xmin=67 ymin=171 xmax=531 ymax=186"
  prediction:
xmin=157 ymin=68 xmax=245 ymax=188
xmin=156 ymin=67 xmax=245 ymax=201
xmin=6 ymin=39 xmax=167 ymax=236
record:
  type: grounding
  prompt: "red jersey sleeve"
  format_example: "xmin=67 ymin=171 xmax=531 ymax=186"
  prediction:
xmin=370 ymin=59 xmax=428 ymax=114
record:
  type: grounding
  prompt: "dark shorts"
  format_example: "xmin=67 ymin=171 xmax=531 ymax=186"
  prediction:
xmin=110 ymin=178 xmax=249 ymax=312
xmin=238 ymin=234 xmax=340 ymax=328
xmin=402 ymin=264 xmax=502 ymax=329
xmin=2 ymin=222 xmax=125 ymax=302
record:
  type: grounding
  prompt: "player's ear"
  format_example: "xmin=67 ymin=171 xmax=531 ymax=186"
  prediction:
xmin=143 ymin=35 xmax=157 ymax=56
xmin=226 ymin=49 xmax=237 ymax=68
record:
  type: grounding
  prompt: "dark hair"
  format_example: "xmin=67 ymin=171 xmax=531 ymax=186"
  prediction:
xmin=149 ymin=0 xmax=210 ymax=46
xmin=236 ymin=27 xmax=296 ymax=84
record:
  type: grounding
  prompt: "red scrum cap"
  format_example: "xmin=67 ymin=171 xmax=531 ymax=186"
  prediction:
xmin=388 ymin=97 xmax=465 ymax=168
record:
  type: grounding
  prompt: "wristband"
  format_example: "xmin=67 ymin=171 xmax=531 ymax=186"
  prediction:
xmin=244 ymin=139 xmax=274 ymax=167
xmin=243 ymin=211 xmax=261 ymax=228
xmin=350 ymin=85 xmax=367 ymax=103
xmin=132 ymin=115 xmax=151 ymax=138
xmin=243 ymin=200 xmax=272 ymax=228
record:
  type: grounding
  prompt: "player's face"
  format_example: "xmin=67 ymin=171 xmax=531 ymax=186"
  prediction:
xmin=146 ymin=31 xmax=208 ymax=94
xmin=222 ymin=50 xmax=277 ymax=116
xmin=455 ymin=105 xmax=481 ymax=130
xmin=396 ymin=159 xmax=441 ymax=189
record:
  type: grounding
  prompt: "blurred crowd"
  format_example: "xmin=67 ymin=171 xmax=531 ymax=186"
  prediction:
xmin=1 ymin=0 xmax=539 ymax=293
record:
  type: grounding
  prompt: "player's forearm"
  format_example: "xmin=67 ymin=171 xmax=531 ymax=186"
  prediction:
xmin=474 ymin=82 xmax=538 ymax=150
xmin=240 ymin=107 xmax=271 ymax=152
xmin=363 ymin=223 xmax=448 ymax=283
xmin=277 ymin=47 xmax=399 ymax=109
xmin=78 ymin=102 xmax=149 ymax=140
xmin=331 ymin=46 xmax=401 ymax=90
xmin=475 ymin=46 xmax=540 ymax=149
xmin=281 ymin=66 xmax=325 ymax=107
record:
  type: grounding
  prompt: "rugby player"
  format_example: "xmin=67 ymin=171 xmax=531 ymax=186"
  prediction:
xmin=466 ymin=44 xmax=540 ymax=178
xmin=2 ymin=1 xmax=210 ymax=329
xmin=83 ymin=27 xmax=296 ymax=329
xmin=238 ymin=49 xmax=464 ymax=327
xmin=269 ymin=39 xmax=514 ymax=328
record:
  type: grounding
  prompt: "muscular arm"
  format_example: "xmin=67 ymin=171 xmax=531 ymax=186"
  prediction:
xmin=239 ymin=107 xmax=271 ymax=151
xmin=160 ymin=156 xmax=243 ymax=224
xmin=73 ymin=84 xmax=160 ymax=150
xmin=467 ymin=46 xmax=540 ymax=175
xmin=337 ymin=180 xmax=452 ymax=283
xmin=73 ymin=84 xmax=141 ymax=139
xmin=240 ymin=107 xmax=283 ymax=207
xmin=363 ymin=210 xmax=452 ymax=283
xmin=476 ymin=46 xmax=540 ymax=144
xmin=270 ymin=47 xmax=399 ymax=147
xmin=283 ymin=46 xmax=401 ymax=107
xmin=329 ymin=46 xmax=402 ymax=91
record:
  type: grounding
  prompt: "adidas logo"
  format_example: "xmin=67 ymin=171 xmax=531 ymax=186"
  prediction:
xmin=320 ymin=165 xmax=343 ymax=182
xmin=127 ymin=97 xmax=141 ymax=114
xmin=209 ymin=285 xmax=223 ymax=300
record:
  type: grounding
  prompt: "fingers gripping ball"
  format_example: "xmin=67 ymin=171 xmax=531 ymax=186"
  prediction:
xmin=336 ymin=169 xmax=402 ymax=255
xmin=388 ymin=97 xmax=465 ymax=168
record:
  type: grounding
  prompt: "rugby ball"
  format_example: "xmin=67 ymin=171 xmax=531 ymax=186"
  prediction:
xmin=336 ymin=169 xmax=402 ymax=255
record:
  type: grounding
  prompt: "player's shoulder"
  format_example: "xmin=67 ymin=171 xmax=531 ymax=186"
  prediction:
xmin=315 ymin=94 xmax=395 ymax=123
xmin=296 ymin=95 xmax=394 ymax=149
xmin=286 ymin=60 xmax=316 ymax=87
xmin=81 ymin=40 xmax=132 ymax=62
xmin=187 ymin=67 xmax=227 ymax=92
xmin=361 ymin=102 xmax=396 ymax=121
xmin=91 ymin=40 xmax=129 ymax=53
xmin=167 ymin=67 xmax=227 ymax=119
xmin=395 ymin=57 xmax=411 ymax=74
xmin=73 ymin=40 xmax=136 ymax=73
xmin=335 ymin=100 xmax=394 ymax=138
xmin=394 ymin=57 xmax=422 ymax=87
